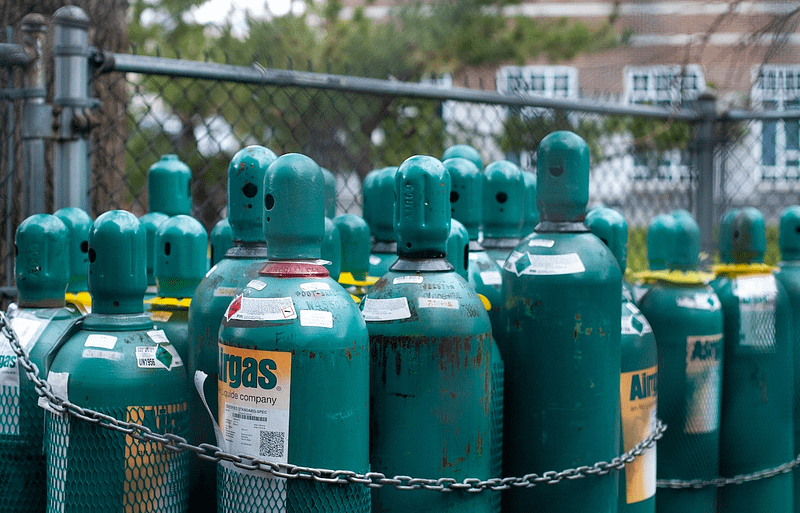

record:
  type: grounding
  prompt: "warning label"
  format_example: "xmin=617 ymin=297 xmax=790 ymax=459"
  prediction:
xmin=620 ymin=365 xmax=657 ymax=504
xmin=361 ymin=297 xmax=411 ymax=322
xmin=225 ymin=296 xmax=297 ymax=322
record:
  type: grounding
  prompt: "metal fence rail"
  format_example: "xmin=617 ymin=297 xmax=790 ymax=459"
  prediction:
xmin=2 ymin=9 xmax=800 ymax=297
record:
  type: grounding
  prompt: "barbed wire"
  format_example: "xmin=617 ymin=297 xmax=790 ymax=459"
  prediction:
xmin=6 ymin=308 xmax=787 ymax=493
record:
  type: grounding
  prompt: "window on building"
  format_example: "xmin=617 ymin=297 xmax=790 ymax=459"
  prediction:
xmin=752 ymin=66 xmax=800 ymax=181
xmin=624 ymin=65 xmax=705 ymax=181
xmin=496 ymin=66 xmax=579 ymax=170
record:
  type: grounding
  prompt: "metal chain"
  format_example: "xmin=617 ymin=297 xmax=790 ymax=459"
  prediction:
xmin=656 ymin=454 xmax=800 ymax=489
xmin=1 ymin=311 xmax=666 ymax=493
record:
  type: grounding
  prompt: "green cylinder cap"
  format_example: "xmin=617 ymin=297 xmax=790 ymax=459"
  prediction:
xmin=15 ymin=214 xmax=70 ymax=307
xmin=667 ymin=210 xmax=700 ymax=271
xmin=88 ymin=210 xmax=147 ymax=315
xmin=394 ymin=155 xmax=451 ymax=258
xmin=779 ymin=205 xmax=800 ymax=261
xmin=228 ymin=145 xmax=278 ymax=243
xmin=482 ymin=160 xmax=525 ymax=238
xmin=154 ymin=215 xmax=209 ymax=298
xmin=210 ymin=218 xmax=233 ymax=266
xmin=322 ymin=217 xmax=341 ymax=280
xmin=718 ymin=209 xmax=738 ymax=264
xmin=53 ymin=207 xmax=92 ymax=293
xmin=447 ymin=218 xmax=469 ymax=280
xmin=442 ymin=144 xmax=483 ymax=172
xmin=322 ymin=167 xmax=337 ymax=219
xmin=362 ymin=167 xmax=397 ymax=242
xmin=536 ymin=131 xmax=590 ymax=222
xmin=148 ymin=154 xmax=192 ymax=216
xmin=729 ymin=207 xmax=766 ymax=264
xmin=263 ymin=153 xmax=325 ymax=260
xmin=139 ymin=212 xmax=169 ymax=287
xmin=334 ymin=214 xmax=370 ymax=281
xmin=522 ymin=171 xmax=540 ymax=234
xmin=647 ymin=214 xmax=677 ymax=271
xmin=443 ymin=157 xmax=482 ymax=240
xmin=585 ymin=206 xmax=628 ymax=272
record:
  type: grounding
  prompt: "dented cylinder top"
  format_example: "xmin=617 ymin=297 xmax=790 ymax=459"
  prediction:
xmin=536 ymin=131 xmax=590 ymax=223
xmin=148 ymin=154 xmax=192 ymax=216
xmin=394 ymin=155 xmax=451 ymax=258
xmin=362 ymin=167 xmax=398 ymax=242
xmin=88 ymin=210 xmax=147 ymax=315
xmin=210 ymin=218 xmax=233 ymax=266
xmin=586 ymin=206 xmax=628 ymax=273
xmin=482 ymin=160 xmax=525 ymax=238
xmin=15 ymin=214 xmax=70 ymax=307
xmin=442 ymin=144 xmax=483 ymax=172
xmin=443 ymin=157 xmax=482 ymax=240
xmin=729 ymin=207 xmax=766 ymax=264
xmin=139 ymin=211 xmax=169 ymax=287
xmin=334 ymin=214 xmax=371 ymax=281
xmin=263 ymin=153 xmax=325 ymax=260
xmin=228 ymin=145 xmax=277 ymax=243
xmin=446 ymin=219 xmax=469 ymax=280
xmin=667 ymin=210 xmax=701 ymax=271
xmin=53 ymin=206 xmax=92 ymax=293
xmin=322 ymin=167 xmax=337 ymax=219
xmin=780 ymin=206 xmax=800 ymax=261
xmin=154 ymin=215 xmax=209 ymax=298
xmin=647 ymin=214 xmax=677 ymax=271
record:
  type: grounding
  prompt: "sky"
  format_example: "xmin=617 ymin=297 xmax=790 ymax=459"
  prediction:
xmin=188 ymin=0 xmax=304 ymax=30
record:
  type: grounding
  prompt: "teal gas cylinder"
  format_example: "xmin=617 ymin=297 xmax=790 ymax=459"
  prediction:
xmin=444 ymin=157 xmax=504 ymax=332
xmin=363 ymin=155 xmax=496 ymax=513
xmin=774 ymin=205 xmax=800 ymax=513
xmin=186 ymin=145 xmax=277 ymax=510
xmin=362 ymin=166 xmax=399 ymax=277
xmin=711 ymin=207 xmax=793 ymax=513
xmin=44 ymin=210 xmax=189 ymax=512
xmin=717 ymin=209 xmax=737 ymax=264
xmin=322 ymin=167 xmax=337 ymax=219
xmin=447 ymin=219 xmax=469 ymax=279
xmin=139 ymin=211 xmax=170 ymax=301
xmin=147 ymin=215 xmax=208 ymax=364
xmin=587 ymin=206 xmax=658 ymax=513
xmin=217 ymin=153 xmax=370 ymax=512
xmin=1 ymin=214 xmax=81 ymax=513
xmin=53 ymin=207 xmax=92 ymax=313
xmin=500 ymin=131 xmax=622 ymax=512
xmin=442 ymin=143 xmax=483 ymax=171
xmin=210 ymin=218 xmax=233 ymax=267
xmin=638 ymin=211 xmax=722 ymax=513
xmin=481 ymin=160 xmax=525 ymax=267
xmin=148 ymin=154 xmax=192 ymax=216
xmin=334 ymin=213 xmax=377 ymax=300
xmin=632 ymin=214 xmax=677 ymax=303
xmin=522 ymin=171 xmax=540 ymax=235
xmin=322 ymin=217 xmax=342 ymax=280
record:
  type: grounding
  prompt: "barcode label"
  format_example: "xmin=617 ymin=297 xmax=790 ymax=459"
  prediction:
xmin=234 ymin=412 xmax=269 ymax=423
xmin=260 ymin=430 xmax=285 ymax=458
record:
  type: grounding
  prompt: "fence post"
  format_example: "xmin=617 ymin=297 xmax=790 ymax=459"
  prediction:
xmin=693 ymin=92 xmax=718 ymax=259
xmin=20 ymin=13 xmax=49 ymax=218
xmin=53 ymin=6 xmax=92 ymax=212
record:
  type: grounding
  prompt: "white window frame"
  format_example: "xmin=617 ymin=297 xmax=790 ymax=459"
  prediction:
xmin=497 ymin=66 xmax=579 ymax=170
xmin=751 ymin=65 xmax=800 ymax=182
xmin=623 ymin=65 xmax=705 ymax=182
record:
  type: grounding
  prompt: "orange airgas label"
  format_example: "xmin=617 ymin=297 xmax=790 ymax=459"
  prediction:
xmin=620 ymin=365 xmax=657 ymax=504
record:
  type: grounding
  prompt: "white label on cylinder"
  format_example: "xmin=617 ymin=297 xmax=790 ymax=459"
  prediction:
xmin=39 ymin=371 xmax=69 ymax=414
xmin=226 ymin=296 xmax=297 ymax=322
xmin=84 ymin=334 xmax=117 ymax=350
xmin=247 ymin=279 xmax=267 ymax=291
xmin=676 ymin=292 xmax=721 ymax=311
xmin=393 ymin=275 xmax=424 ymax=284
xmin=510 ymin=252 xmax=585 ymax=276
xmin=418 ymin=297 xmax=459 ymax=310
xmin=369 ymin=255 xmax=382 ymax=266
xmin=734 ymin=275 xmax=777 ymax=349
xmin=82 ymin=349 xmax=123 ymax=361
xmin=214 ymin=287 xmax=238 ymax=297
xmin=299 ymin=281 xmax=330 ymax=291
xmin=147 ymin=330 xmax=170 ymax=344
xmin=529 ymin=239 xmax=555 ymax=248
xmin=684 ymin=333 xmax=723 ymax=434
xmin=299 ymin=310 xmax=333 ymax=329
xmin=480 ymin=271 xmax=502 ymax=285
xmin=362 ymin=297 xmax=411 ymax=321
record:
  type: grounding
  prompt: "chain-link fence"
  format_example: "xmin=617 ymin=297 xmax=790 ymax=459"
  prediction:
xmin=1 ymin=10 xmax=800 ymax=298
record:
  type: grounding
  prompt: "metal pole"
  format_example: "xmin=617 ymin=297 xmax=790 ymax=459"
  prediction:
xmin=5 ymin=26 xmax=15 ymax=287
xmin=20 ymin=13 xmax=48 ymax=217
xmin=693 ymin=92 xmax=718 ymax=259
xmin=53 ymin=6 xmax=91 ymax=211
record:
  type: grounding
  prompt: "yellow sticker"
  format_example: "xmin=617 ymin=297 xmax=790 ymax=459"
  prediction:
xmin=619 ymin=365 xmax=657 ymax=504
xmin=149 ymin=310 xmax=173 ymax=323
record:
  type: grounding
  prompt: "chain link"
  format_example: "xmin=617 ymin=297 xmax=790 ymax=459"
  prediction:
xmin=0 ymin=311 xmax=669 ymax=492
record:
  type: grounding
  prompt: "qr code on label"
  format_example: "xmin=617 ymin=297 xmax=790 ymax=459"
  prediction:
xmin=260 ymin=430 xmax=285 ymax=458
